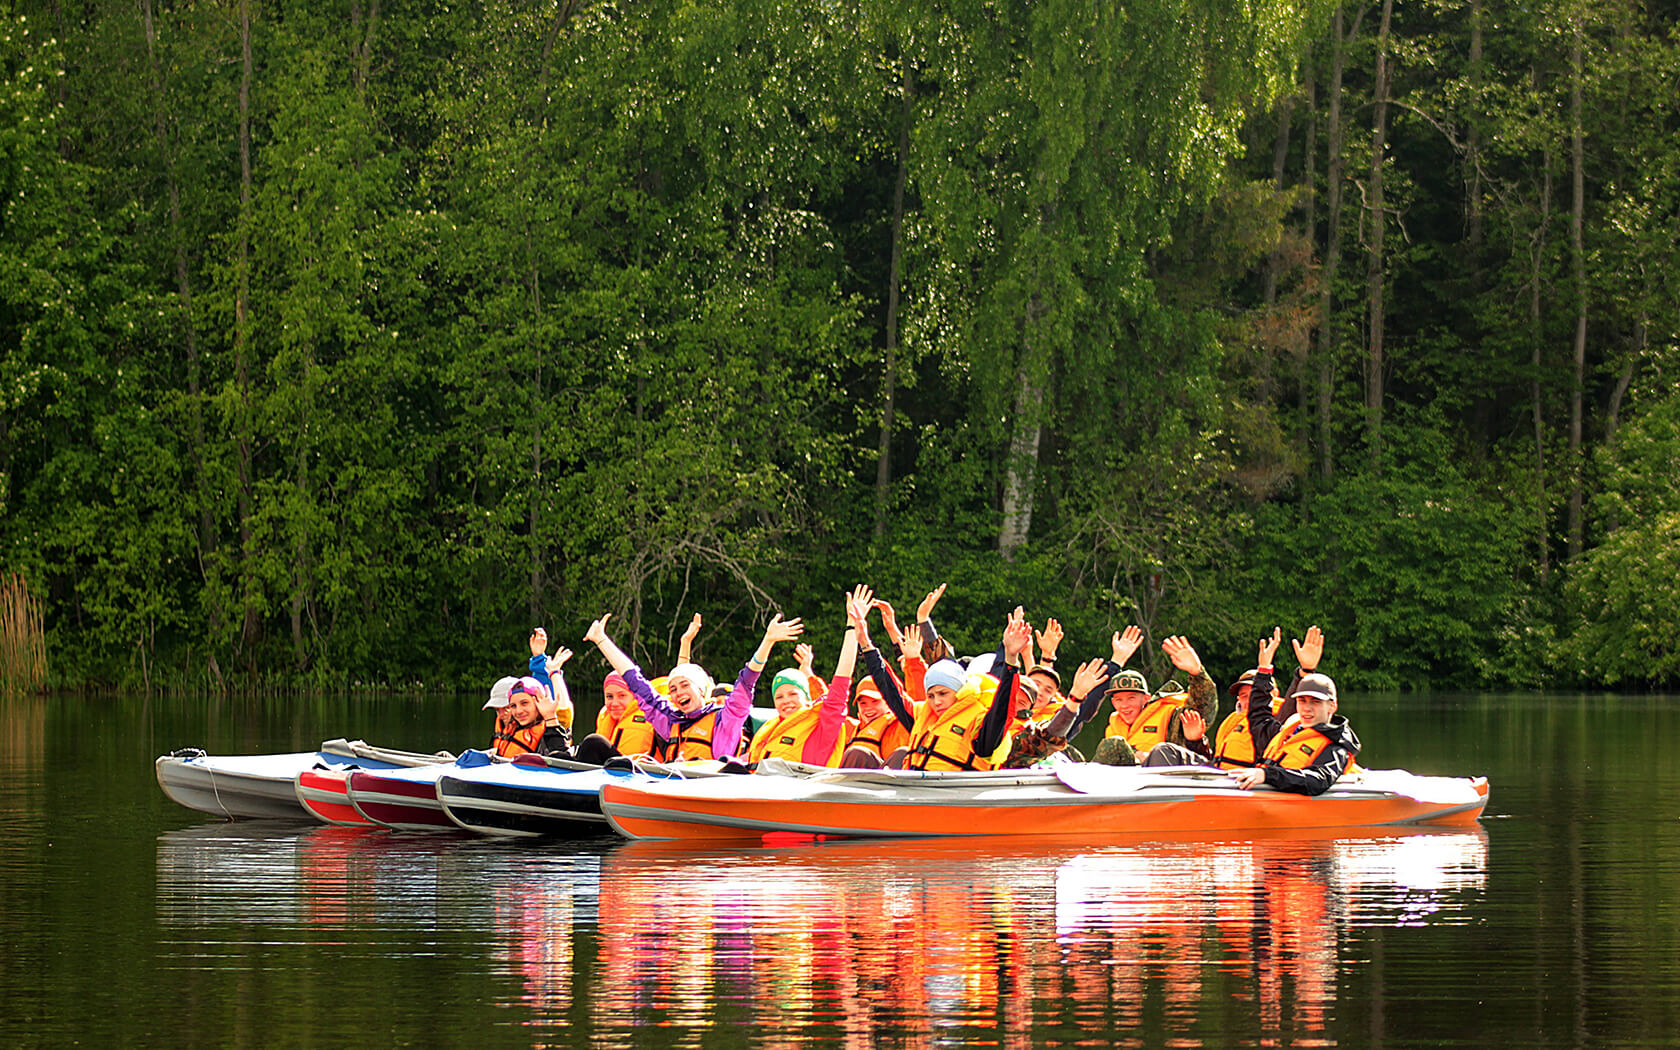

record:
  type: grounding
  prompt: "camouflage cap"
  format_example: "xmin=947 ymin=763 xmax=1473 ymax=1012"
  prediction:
xmin=1113 ymin=669 xmax=1149 ymax=694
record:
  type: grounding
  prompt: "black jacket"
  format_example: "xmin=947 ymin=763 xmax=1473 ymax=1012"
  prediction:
xmin=1247 ymin=670 xmax=1360 ymax=796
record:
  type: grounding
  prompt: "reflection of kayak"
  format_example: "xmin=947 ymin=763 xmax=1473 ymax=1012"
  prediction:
xmin=157 ymin=739 xmax=453 ymax=821
xmin=598 ymin=763 xmax=1490 ymax=842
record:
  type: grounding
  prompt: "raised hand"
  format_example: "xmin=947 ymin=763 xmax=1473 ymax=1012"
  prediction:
xmin=917 ymin=583 xmax=948 ymax=622
xmin=1257 ymin=627 xmax=1282 ymax=668
xmin=871 ymin=599 xmax=904 ymax=648
xmin=1069 ymin=658 xmax=1110 ymax=701
xmin=1111 ymin=625 xmax=1144 ymax=666
xmin=795 ymin=643 xmax=815 ymax=675
xmin=536 ymin=684 xmax=559 ymax=721
xmin=1292 ymin=624 xmax=1325 ymax=672
xmin=1180 ymin=708 xmax=1206 ymax=742
xmin=1002 ymin=608 xmax=1032 ymax=659
xmin=763 ymin=614 xmax=805 ymax=646
xmin=1161 ymin=635 xmax=1204 ymax=677
xmin=680 ymin=613 xmax=703 ymax=644
xmin=584 ymin=615 xmax=612 ymax=646
xmin=529 ymin=627 xmax=548 ymax=658
xmin=898 ymin=623 xmax=923 ymax=660
xmin=845 ymin=585 xmax=875 ymax=627
xmin=548 ymin=646 xmax=574 ymax=673
xmin=1036 ymin=617 xmax=1064 ymax=661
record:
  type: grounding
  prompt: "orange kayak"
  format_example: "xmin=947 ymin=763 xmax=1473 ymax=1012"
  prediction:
xmin=599 ymin=764 xmax=1489 ymax=842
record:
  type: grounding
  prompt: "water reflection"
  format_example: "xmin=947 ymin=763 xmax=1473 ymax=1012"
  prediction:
xmin=155 ymin=826 xmax=1485 ymax=1048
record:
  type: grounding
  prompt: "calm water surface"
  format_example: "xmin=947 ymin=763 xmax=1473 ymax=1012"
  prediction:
xmin=2 ymin=691 xmax=1678 ymax=1048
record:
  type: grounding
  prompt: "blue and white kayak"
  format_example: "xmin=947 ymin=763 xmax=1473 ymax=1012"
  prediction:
xmin=436 ymin=754 xmax=634 ymax=838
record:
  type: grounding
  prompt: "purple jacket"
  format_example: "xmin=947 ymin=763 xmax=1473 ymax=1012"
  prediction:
xmin=623 ymin=663 xmax=760 ymax=759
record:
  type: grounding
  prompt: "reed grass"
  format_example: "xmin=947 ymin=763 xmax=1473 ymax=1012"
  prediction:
xmin=1 ymin=573 xmax=48 ymax=694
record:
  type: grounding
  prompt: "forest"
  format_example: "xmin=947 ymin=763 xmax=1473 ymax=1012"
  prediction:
xmin=1 ymin=0 xmax=1676 ymax=693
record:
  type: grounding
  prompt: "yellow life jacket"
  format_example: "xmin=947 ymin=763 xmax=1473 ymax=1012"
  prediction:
xmin=906 ymin=678 xmax=1011 ymax=773
xmin=748 ymin=705 xmax=846 ymax=767
xmin=597 ymin=703 xmax=656 ymax=758
xmin=1105 ymin=696 xmax=1180 ymax=752
xmin=1213 ymin=696 xmax=1286 ymax=769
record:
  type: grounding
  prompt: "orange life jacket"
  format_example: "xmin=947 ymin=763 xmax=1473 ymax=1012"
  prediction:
xmin=597 ymin=704 xmax=656 ymax=757
xmin=748 ymin=705 xmax=846 ymax=767
xmin=848 ymin=712 xmax=911 ymax=762
xmin=906 ymin=680 xmax=1011 ymax=773
xmin=658 ymin=707 xmax=734 ymax=762
xmin=1261 ymin=718 xmax=1338 ymax=768
xmin=493 ymin=719 xmax=546 ymax=758
xmin=1105 ymin=696 xmax=1180 ymax=753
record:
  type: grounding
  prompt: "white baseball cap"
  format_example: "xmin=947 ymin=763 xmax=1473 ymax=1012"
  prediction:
xmin=483 ymin=676 xmax=519 ymax=710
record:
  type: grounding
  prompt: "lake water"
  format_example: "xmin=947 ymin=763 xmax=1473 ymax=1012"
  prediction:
xmin=2 ymin=691 xmax=1678 ymax=1047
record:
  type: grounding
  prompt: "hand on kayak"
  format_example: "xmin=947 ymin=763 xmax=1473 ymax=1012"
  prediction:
xmin=1230 ymin=767 xmax=1265 ymax=790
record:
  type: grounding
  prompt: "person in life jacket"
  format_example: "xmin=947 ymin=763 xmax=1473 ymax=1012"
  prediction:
xmin=583 ymin=610 xmax=804 ymax=763
xmin=746 ymin=586 xmax=868 ymax=768
xmin=571 ymin=672 xmax=657 ymax=765
xmin=1001 ymin=656 xmax=1114 ymax=768
xmin=839 ymin=675 xmax=912 ymax=767
xmin=486 ymin=676 xmax=570 ymax=758
xmin=1229 ymin=628 xmax=1359 ymax=796
xmin=853 ymin=599 xmax=1020 ymax=773
xmin=1084 ymin=629 xmax=1219 ymax=764
xmin=1207 ymin=625 xmax=1323 ymax=769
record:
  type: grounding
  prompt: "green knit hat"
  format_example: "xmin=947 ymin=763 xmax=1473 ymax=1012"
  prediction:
xmin=769 ymin=669 xmax=811 ymax=704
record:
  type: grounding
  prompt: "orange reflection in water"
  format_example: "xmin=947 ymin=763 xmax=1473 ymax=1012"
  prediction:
xmin=572 ymin=829 xmax=1486 ymax=1049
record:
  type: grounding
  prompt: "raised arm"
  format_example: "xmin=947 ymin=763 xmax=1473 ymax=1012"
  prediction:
xmin=975 ymin=611 xmax=1034 ymax=754
xmin=854 ymin=592 xmax=916 ymax=730
xmin=916 ymin=583 xmax=950 ymax=662
xmin=586 ymin=615 xmax=679 ymax=730
xmin=677 ymin=613 xmax=703 ymax=665
xmin=1047 ymin=658 xmax=1111 ymax=738
xmin=585 ymin=616 xmax=634 ymax=675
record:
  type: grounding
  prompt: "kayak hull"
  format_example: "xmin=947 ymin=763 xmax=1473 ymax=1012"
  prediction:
xmin=346 ymin=766 xmax=456 ymax=831
xmin=599 ymin=766 xmax=1491 ymax=842
xmin=437 ymin=764 xmax=618 ymax=839
xmin=295 ymin=768 xmax=375 ymax=826
xmin=157 ymin=742 xmax=450 ymax=821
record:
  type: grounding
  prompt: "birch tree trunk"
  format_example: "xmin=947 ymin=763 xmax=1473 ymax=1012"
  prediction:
xmin=1364 ymin=0 xmax=1394 ymax=470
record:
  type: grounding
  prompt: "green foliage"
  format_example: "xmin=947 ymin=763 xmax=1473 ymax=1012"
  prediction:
xmin=2 ymin=0 xmax=1677 ymax=691
xmin=1226 ymin=420 xmax=1539 ymax=690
